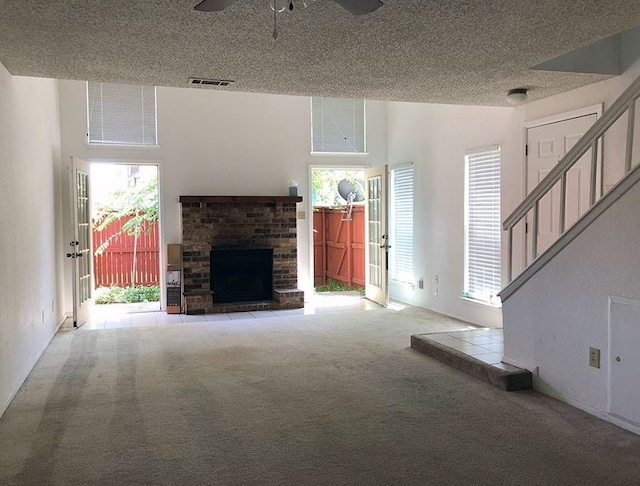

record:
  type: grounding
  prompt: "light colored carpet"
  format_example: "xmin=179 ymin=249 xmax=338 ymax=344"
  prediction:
xmin=1 ymin=306 xmax=640 ymax=485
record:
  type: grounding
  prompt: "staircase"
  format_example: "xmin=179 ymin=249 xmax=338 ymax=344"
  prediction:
xmin=501 ymin=74 xmax=640 ymax=301
xmin=499 ymin=74 xmax=640 ymax=431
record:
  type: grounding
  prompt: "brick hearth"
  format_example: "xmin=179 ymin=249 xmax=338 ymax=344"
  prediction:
xmin=179 ymin=196 xmax=304 ymax=314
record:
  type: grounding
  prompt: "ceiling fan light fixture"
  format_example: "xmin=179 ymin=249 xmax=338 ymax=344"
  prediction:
xmin=194 ymin=0 xmax=381 ymax=16
xmin=506 ymin=88 xmax=528 ymax=105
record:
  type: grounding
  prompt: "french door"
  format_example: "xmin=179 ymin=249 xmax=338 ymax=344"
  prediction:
xmin=68 ymin=156 xmax=94 ymax=327
xmin=364 ymin=165 xmax=388 ymax=306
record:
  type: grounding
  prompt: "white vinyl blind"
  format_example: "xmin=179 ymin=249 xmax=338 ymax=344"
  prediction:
xmin=311 ymin=97 xmax=365 ymax=153
xmin=464 ymin=147 xmax=501 ymax=304
xmin=87 ymin=82 xmax=157 ymax=146
xmin=390 ymin=164 xmax=414 ymax=284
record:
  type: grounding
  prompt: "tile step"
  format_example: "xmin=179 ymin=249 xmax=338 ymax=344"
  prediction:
xmin=411 ymin=333 xmax=532 ymax=392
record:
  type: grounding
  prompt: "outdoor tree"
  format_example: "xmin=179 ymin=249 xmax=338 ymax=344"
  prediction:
xmin=93 ymin=176 xmax=158 ymax=287
xmin=312 ymin=169 xmax=364 ymax=206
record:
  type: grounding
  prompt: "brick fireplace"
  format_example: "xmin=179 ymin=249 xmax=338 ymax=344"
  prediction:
xmin=179 ymin=196 xmax=304 ymax=314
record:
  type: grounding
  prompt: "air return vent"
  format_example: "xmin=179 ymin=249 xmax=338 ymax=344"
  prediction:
xmin=188 ymin=77 xmax=235 ymax=88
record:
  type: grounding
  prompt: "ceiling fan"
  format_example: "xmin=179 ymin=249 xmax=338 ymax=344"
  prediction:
xmin=194 ymin=0 xmax=383 ymax=16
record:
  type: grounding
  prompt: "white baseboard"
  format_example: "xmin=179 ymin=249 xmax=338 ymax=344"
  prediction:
xmin=0 ymin=313 xmax=68 ymax=419
xmin=535 ymin=381 xmax=640 ymax=436
xmin=56 ymin=312 xmax=71 ymax=331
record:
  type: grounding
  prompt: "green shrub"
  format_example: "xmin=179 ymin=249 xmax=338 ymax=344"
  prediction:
xmin=95 ymin=286 xmax=124 ymax=304
xmin=315 ymin=279 xmax=365 ymax=295
xmin=95 ymin=285 xmax=160 ymax=304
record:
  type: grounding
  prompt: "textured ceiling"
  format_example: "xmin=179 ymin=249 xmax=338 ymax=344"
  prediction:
xmin=0 ymin=1 xmax=639 ymax=105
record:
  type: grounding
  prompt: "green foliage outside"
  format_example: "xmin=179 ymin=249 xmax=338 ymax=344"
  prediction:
xmin=95 ymin=285 xmax=160 ymax=304
xmin=312 ymin=169 xmax=365 ymax=207
xmin=93 ymin=173 xmax=158 ymax=287
xmin=93 ymin=175 xmax=158 ymax=255
xmin=315 ymin=279 xmax=365 ymax=296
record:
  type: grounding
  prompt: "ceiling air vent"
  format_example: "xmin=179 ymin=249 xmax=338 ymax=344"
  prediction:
xmin=188 ymin=77 xmax=235 ymax=88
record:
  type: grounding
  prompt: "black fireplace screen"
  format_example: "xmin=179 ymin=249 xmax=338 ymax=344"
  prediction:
xmin=210 ymin=248 xmax=273 ymax=304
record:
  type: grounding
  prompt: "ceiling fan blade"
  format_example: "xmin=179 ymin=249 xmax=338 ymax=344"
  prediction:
xmin=194 ymin=0 xmax=238 ymax=12
xmin=331 ymin=0 xmax=383 ymax=15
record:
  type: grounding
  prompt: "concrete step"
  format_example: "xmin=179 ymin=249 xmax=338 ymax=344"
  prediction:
xmin=411 ymin=333 xmax=532 ymax=392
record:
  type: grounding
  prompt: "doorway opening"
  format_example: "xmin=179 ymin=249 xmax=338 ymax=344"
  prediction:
xmin=310 ymin=167 xmax=366 ymax=296
xmin=91 ymin=163 xmax=161 ymax=318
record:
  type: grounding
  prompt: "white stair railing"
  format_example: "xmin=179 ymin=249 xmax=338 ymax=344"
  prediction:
xmin=502 ymin=75 xmax=640 ymax=292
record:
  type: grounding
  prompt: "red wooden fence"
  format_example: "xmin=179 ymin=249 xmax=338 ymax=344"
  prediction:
xmin=92 ymin=216 xmax=160 ymax=287
xmin=313 ymin=206 xmax=365 ymax=287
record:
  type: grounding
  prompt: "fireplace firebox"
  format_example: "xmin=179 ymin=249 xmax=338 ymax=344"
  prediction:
xmin=210 ymin=248 xmax=273 ymax=304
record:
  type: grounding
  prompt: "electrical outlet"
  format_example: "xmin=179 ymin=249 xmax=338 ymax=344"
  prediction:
xmin=296 ymin=211 xmax=306 ymax=220
xmin=417 ymin=278 xmax=424 ymax=289
xmin=589 ymin=347 xmax=600 ymax=368
xmin=433 ymin=287 xmax=438 ymax=296
xmin=434 ymin=274 xmax=439 ymax=284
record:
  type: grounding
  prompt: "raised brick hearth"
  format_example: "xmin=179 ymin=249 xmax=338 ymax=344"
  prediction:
xmin=179 ymin=196 xmax=304 ymax=314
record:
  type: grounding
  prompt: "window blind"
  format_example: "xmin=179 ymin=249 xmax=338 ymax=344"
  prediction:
xmin=390 ymin=165 xmax=414 ymax=284
xmin=87 ymin=82 xmax=157 ymax=146
xmin=465 ymin=147 xmax=501 ymax=304
xmin=311 ymin=97 xmax=365 ymax=153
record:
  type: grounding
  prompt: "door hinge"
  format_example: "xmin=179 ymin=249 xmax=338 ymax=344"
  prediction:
xmin=525 ymin=222 xmax=529 ymax=233
xmin=525 ymin=144 xmax=529 ymax=156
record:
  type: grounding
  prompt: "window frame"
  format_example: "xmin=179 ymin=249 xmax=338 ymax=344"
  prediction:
xmin=389 ymin=163 xmax=414 ymax=286
xmin=310 ymin=97 xmax=367 ymax=155
xmin=463 ymin=145 xmax=502 ymax=306
xmin=86 ymin=82 xmax=159 ymax=147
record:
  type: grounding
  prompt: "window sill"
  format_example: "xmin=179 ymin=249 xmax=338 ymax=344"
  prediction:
xmin=87 ymin=143 xmax=160 ymax=149
xmin=459 ymin=296 xmax=502 ymax=309
xmin=310 ymin=152 xmax=369 ymax=157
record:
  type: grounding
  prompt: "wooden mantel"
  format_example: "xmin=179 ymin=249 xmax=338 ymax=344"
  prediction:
xmin=179 ymin=195 xmax=303 ymax=204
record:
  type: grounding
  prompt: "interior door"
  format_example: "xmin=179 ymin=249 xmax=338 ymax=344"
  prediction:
xmin=364 ymin=165 xmax=388 ymax=306
xmin=526 ymin=113 xmax=597 ymax=260
xmin=68 ymin=156 xmax=93 ymax=327
xmin=610 ymin=297 xmax=640 ymax=426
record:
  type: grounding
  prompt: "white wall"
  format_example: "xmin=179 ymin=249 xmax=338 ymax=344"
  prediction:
xmin=0 ymin=63 xmax=64 ymax=417
xmin=502 ymin=176 xmax=640 ymax=429
xmin=58 ymin=81 xmax=388 ymax=306
xmin=386 ymin=102 xmax=514 ymax=327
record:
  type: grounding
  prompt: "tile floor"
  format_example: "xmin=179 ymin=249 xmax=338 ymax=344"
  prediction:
xmin=73 ymin=292 xmax=382 ymax=331
xmin=423 ymin=328 xmax=521 ymax=372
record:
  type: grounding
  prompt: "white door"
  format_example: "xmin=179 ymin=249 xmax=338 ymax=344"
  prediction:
xmin=364 ymin=165 xmax=388 ymax=306
xmin=68 ymin=157 xmax=93 ymax=327
xmin=610 ymin=297 xmax=640 ymax=426
xmin=527 ymin=113 xmax=598 ymax=259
